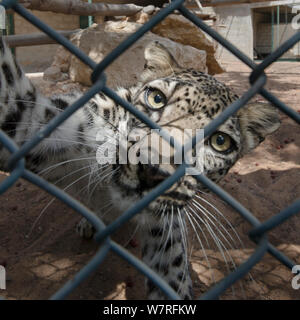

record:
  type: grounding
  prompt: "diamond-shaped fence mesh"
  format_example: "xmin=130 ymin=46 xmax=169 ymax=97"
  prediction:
xmin=0 ymin=0 xmax=299 ymax=300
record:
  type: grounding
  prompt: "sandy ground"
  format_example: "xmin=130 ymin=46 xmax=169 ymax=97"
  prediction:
xmin=0 ymin=61 xmax=299 ymax=300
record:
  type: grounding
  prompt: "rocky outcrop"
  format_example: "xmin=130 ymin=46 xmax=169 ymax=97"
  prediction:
xmin=65 ymin=22 xmax=207 ymax=87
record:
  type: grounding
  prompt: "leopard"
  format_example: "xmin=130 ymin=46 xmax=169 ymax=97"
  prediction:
xmin=0 ymin=37 xmax=280 ymax=300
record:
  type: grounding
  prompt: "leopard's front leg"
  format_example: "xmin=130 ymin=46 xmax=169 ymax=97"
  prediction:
xmin=140 ymin=212 xmax=193 ymax=300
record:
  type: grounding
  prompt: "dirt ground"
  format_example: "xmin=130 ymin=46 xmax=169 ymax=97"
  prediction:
xmin=0 ymin=60 xmax=299 ymax=300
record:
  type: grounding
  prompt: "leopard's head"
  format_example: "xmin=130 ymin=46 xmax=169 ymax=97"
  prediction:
xmin=113 ymin=41 xmax=280 ymax=213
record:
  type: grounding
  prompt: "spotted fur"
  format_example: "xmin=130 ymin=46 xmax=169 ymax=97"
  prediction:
xmin=0 ymin=39 xmax=280 ymax=299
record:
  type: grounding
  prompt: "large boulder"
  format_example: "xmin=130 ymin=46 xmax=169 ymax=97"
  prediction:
xmin=152 ymin=14 xmax=224 ymax=75
xmin=67 ymin=22 xmax=207 ymax=87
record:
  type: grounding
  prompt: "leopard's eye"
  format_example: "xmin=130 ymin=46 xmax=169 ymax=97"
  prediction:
xmin=210 ymin=132 xmax=233 ymax=153
xmin=145 ymin=88 xmax=167 ymax=110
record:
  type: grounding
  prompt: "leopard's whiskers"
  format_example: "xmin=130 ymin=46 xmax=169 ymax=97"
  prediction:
xmin=154 ymin=205 xmax=170 ymax=273
xmin=184 ymin=207 xmax=216 ymax=285
xmin=195 ymin=193 xmax=245 ymax=247
xmin=199 ymin=216 xmax=237 ymax=298
xmin=38 ymin=155 xmax=97 ymax=176
xmin=156 ymin=205 xmax=171 ymax=271
xmin=89 ymin=167 xmax=119 ymax=199
xmin=187 ymin=205 xmax=237 ymax=297
xmin=52 ymin=163 xmax=96 ymax=188
xmin=195 ymin=193 xmax=259 ymax=297
xmin=177 ymin=207 xmax=190 ymax=294
xmin=123 ymin=223 xmax=140 ymax=248
xmin=188 ymin=202 xmax=247 ymax=299
xmin=191 ymin=199 xmax=239 ymax=251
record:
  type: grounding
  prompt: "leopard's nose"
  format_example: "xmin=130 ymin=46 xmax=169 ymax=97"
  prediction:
xmin=138 ymin=164 xmax=170 ymax=190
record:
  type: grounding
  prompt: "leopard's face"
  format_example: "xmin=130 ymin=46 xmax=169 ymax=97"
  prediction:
xmin=111 ymin=42 xmax=280 ymax=213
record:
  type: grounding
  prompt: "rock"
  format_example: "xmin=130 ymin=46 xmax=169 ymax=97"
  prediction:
xmin=132 ymin=11 xmax=151 ymax=24
xmin=43 ymin=66 xmax=65 ymax=82
xmin=53 ymin=45 xmax=71 ymax=73
xmin=152 ymin=14 xmax=224 ymax=75
xmin=104 ymin=20 xmax=141 ymax=33
xmin=191 ymin=262 xmax=224 ymax=286
xmin=68 ymin=22 xmax=207 ymax=87
xmin=43 ymin=45 xmax=71 ymax=82
xmin=129 ymin=5 xmax=156 ymax=23
xmin=142 ymin=5 xmax=156 ymax=15
xmin=247 ymin=280 xmax=269 ymax=295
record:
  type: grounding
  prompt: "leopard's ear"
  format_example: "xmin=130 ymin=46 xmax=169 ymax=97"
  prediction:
xmin=141 ymin=41 xmax=180 ymax=82
xmin=238 ymin=103 xmax=281 ymax=155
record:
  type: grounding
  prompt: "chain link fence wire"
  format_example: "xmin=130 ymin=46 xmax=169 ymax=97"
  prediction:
xmin=0 ymin=0 xmax=299 ymax=300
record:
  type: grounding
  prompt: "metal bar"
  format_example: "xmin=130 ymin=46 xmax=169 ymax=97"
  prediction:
xmin=3 ymin=29 xmax=79 ymax=47
xmin=88 ymin=0 xmax=93 ymax=27
xmin=277 ymin=5 xmax=280 ymax=49
xmin=272 ymin=6 xmax=274 ymax=52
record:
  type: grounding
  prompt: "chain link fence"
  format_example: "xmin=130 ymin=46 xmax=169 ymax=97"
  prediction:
xmin=0 ymin=0 xmax=299 ymax=300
